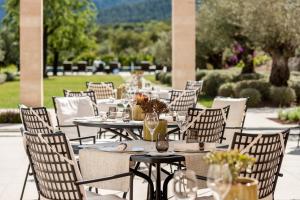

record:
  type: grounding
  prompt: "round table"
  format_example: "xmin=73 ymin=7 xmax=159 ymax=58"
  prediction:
xmin=73 ymin=118 xmax=179 ymax=140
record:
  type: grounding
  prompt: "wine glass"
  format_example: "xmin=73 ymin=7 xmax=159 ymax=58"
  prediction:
xmin=173 ymin=170 xmax=198 ymax=200
xmin=145 ymin=113 xmax=159 ymax=144
xmin=121 ymin=93 xmax=130 ymax=108
xmin=176 ymin=111 xmax=188 ymax=139
xmin=207 ymin=164 xmax=232 ymax=200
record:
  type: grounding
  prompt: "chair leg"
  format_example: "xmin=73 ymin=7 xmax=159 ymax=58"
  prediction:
xmin=147 ymin=164 xmax=152 ymax=199
xmin=20 ymin=164 xmax=30 ymax=200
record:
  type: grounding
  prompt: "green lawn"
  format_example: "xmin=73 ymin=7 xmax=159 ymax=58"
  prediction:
xmin=198 ymin=95 xmax=214 ymax=108
xmin=144 ymin=74 xmax=171 ymax=87
xmin=0 ymin=75 xmax=124 ymax=108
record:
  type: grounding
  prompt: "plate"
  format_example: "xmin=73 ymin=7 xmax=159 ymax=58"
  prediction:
xmin=146 ymin=151 xmax=175 ymax=157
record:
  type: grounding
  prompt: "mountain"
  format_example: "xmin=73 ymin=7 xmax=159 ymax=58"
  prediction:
xmin=0 ymin=0 xmax=171 ymax=24
xmin=96 ymin=0 xmax=171 ymax=24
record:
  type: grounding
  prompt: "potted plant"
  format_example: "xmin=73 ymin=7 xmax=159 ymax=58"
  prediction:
xmin=140 ymin=99 xmax=169 ymax=141
xmin=205 ymin=150 xmax=258 ymax=200
xmin=132 ymin=93 xmax=149 ymax=121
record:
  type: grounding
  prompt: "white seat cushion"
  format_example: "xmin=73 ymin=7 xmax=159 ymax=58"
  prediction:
xmin=212 ymin=97 xmax=247 ymax=145
xmin=86 ymin=191 xmax=125 ymax=200
xmin=54 ymin=96 xmax=98 ymax=140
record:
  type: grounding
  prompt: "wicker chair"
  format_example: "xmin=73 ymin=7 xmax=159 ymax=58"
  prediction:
xmin=23 ymin=131 xmax=134 ymax=200
xmin=185 ymin=80 xmax=203 ymax=98
xmin=86 ymin=82 xmax=115 ymax=99
xmin=63 ymin=90 xmax=98 ymax=116
xmin=231 ymin=130 xmax=290 ymax=200
xmin=169 ymin=90 xmax=197 ymax=112
xmin=184 ymin=106 xmax=230 ymax=143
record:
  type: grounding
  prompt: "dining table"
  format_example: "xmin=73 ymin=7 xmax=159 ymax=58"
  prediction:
xmin=78 ymin=140 xmax=224 ymax=200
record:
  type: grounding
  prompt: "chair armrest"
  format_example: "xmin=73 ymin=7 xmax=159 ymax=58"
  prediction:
xmin=196 ymin=175 xmax=207 ymax=181
xmin=70 ymin=136 xmax=96 ymax=144
xmin=75 ymin=172 xmax=133 ymax=185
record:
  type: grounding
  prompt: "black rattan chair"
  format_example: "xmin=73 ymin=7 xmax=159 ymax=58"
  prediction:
xmin=184 ymin=106 xmax=230 ymax=143
xmin=63 ymin=90 xmax=98 ymax=116
xmin=86 ymin=82 xmax=115 ymax=99
xmin=23 ymin=131 xmax=134 ymax=200
xmin=185 ymin=80 xmax=203 ymax=98
xmin=169 ymin=90 xmax=197 ymax=112
xmin=231 ymin=130 xmax=290 ymax=200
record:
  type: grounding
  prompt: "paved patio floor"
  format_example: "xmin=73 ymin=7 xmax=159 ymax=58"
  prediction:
xmin=0 ymin=107 xmax=300 ymax=200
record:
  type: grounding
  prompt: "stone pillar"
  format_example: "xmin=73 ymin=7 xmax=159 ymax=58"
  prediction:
xmin=172 ymin=0 xmax=196 ymax=89
xmin=20 ymin=0 xmax=43 ymax=106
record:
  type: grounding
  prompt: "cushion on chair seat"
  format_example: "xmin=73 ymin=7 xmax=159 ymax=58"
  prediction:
xmin=86 ymin=191 xmax=125 ymax=200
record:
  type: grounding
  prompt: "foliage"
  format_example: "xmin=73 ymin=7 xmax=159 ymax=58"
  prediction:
xmin=278 ymin=108 xmax=300 ymax=123
xmin=0 ymin=110 xmax=21 ymax=123
xmin=234 ymin=80 xmax=271 ymax=100
xmin=161 ymin=73 xmax=172 ymax=85
xmin=253 ymin=54 xmax=271 ymax=67
xmin=290 ymin=81 xmax=300 ymax=103
xmin=151 ymin=31 xmax=171 ymax=67
xmin=140 ymin=99 xmax=169 ymax=116
xmin=232 ymin=73 xmax=264 ymax=82
xmin=269 ymin=86 xmax=296 ymax=107
xmin=204 ymin=150 xmax=256 ymax=183
xmin=218 ymin=83 xmax=236 ymax=97
xmin=4 ymin=0 xmax=97 ymax=76
xmin=202 ymin=72 xmax=233 ymax=97
xmin=239 ymin=88 xmax=261 ymax=107
xmin=196 ymin=70 xmax=209 ymax=81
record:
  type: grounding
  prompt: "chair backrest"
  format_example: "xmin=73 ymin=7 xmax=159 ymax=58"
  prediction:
xmin=169 ymin=90 xmax=197 ymax=112
xmin=52 ymin=96 xmax=96 ymax=139
xmin=63 ymin=90 xmax=98 ymax=116
xmin=212 ymin=97 xmax=247 ymax=145
xmin=24 ymin=131 xmax=85 ymax=200
xmin=185 ymin=80 xmax=203 ymax=98
xmin=231 ymin=130 xmax=290 ymax=199
xmin=20 ymin=107 xmax=53 ymax=134
xmin=185 ymin=106 xmax=230 ymax=143
xmin=86 ymin=82 xmax=115 ymax=99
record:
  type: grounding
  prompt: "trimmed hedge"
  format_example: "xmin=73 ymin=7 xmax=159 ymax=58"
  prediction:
xmin=0 ymin=111 xmax=22 ymax=123
xmin=270 ymin=86 xmax=296 ymax=107
xmin=202 ymin=72 xmax=233 ymax=97
xmin=218 ymin=83 xmax=236 ymax=97
xmin=239 ymin=88 xmax=262 ymax=107
xmin=234 ymin=79 xmax=271 ymax=100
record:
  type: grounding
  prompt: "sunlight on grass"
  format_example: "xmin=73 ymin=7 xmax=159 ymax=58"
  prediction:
xmin=0 ymin=75 xmax=124 ymax=108
xmin=198 ymin=95 xmax=213 ymax=108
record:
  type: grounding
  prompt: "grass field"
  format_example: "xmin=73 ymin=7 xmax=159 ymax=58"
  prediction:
xmin=0 ymin=75 xmax=124 ymax=108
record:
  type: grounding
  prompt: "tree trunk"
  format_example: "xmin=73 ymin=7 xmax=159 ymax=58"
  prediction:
xmin=208 ymin=53 xmax=223 ymax=69
xmin=241 ymin=49 xmax=255 ymax=74
xmin=269 ymin=53 xmax=290 ymax=86
xmin=52 ymin=51 xmax=59 ymax=76
xmin=43 ymin=26 xmax=48 ymax=78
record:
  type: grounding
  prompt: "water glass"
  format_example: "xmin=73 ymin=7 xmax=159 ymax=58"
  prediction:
xmin=145 ymin=113 xmax=159 ymax=143
xmin=207 ymin=164 xmax=232 ymax=200
xmin=122 ymin=107 xmax=131 ymax=122
xmin=173 ymin=170 xmax=198 ymax=200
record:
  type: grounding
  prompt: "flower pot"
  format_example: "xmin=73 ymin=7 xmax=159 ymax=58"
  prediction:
xmin=225 ymin=177 xmax=258 ymax=200
xmin=143 ymin=119 xmax=167 ymax=141
xmin=116 ymin=88 xmax=123 ymax=99
xmin=132 ymin=105 xmax=145 ymax=121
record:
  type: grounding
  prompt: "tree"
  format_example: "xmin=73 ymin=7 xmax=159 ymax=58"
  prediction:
xmin=151 ymin=31 xmax=171 ymax=67
xmin=3 ymin=0 xmax=97 ymax=77
xmin=196 ymin=0 xmax=255 ymax=72
xmin=239 ymin=0 xmax=300 ymax=86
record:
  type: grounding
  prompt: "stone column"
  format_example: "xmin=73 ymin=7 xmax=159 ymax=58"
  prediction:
xmin=172 ymin=0 xmax=196 ymax=89
xmin=20 ymin=0 xmax=43 ymax=106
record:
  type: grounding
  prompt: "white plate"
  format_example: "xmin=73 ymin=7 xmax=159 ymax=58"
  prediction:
xmin=147 ymin=151 xmax=175 ymax=157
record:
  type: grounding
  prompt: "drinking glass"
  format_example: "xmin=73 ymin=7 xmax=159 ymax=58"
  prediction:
xmin=122 ymin=107 xmax=131 ymax=122
xmin=145 ymin=113 xmax=159 ymax=143
xmin=121 ymin=93 xmax=130 ymax=108
xmin=207 ymin=164 xmax=232 ymax=200
xmin=176 ymin=111 xmax=188 ymax=138
xmin=173 ymin=170 xmax=198 ymax=200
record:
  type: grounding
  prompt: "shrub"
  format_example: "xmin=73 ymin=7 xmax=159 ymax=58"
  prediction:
xmin=239 ymin=88 xmax=262 ymax=107
xmin=0 ymin=73 xmax=7 ymax=84
xmin=158 ymin=72 xmax=166 ymax=82
xmin=269 ymin=86 xmax=296 ymax=106
xmin=4 ymin=72 xmax=16 ymax=82
xmin=278 ymin=108 xmax=300 ymax=123
xmin=290 ymin=81 xmax=300 ymax=103
xmin=162 ymin=73 xmax=172 ymax=85
xmin=196 ymin=70 xmax=208 ymax=81
xmin=234 ymin=79 xmax=271 ymax=100
xmin=233 ymin=73 xmax=264 ymax=82
xmin=218 ymin=83 xmax=236 ymax=97
xmin=0 ymin=111 xmax=21 ymax=123
xmin=202 ymin=72 xmax=233 ymax=97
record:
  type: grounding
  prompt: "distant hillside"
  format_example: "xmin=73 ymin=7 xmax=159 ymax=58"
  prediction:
xmin=97 ymin=0 xmax=171 ymax=24
xmin=0 ymin=0 xmax=172 ymax=24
